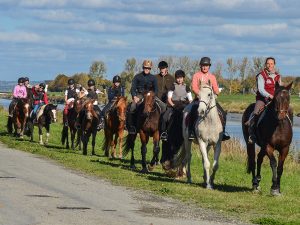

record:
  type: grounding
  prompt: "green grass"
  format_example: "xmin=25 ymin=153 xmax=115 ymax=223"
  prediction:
xmin=0 ymin=108 xmax=299 ymax=225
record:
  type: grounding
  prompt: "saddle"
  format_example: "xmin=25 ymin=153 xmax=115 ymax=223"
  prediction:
xmin=36 ymin=105 xmax=46 ymax=121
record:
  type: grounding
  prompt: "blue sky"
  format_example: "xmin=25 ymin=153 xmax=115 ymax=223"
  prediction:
xmin=0 ymin=0 xmax=300 ymax=81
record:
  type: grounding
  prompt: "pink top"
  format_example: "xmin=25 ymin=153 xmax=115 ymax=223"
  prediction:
xmin=13 ymin=85 xmax=27 ymax=98
xmin=191 ymin=71 xmax=219 ymax=95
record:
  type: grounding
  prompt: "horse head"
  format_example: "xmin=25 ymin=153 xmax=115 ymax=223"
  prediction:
xmin=115 ymin=96 xmax=127 ymax=122
xmin=273 ymin=82 xmax=292 ymax=120
xmin=84 ymin=100 xmax=98 ymax=121
xmin=197 ymin=81 xmax=215 ymax=117
xmin=17 ymin=98 xmax=31 ymax=118
xmin=143 ymin=91 xmax=156 ymax=115
xmin=45 ymin=104 xmax=57 ymax=123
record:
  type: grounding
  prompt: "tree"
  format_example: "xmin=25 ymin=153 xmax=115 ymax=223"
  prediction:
xmin=89 ymin=61 xmax=106 ymax=78
xmin=226 ymin=58 xmax=238 ymax=94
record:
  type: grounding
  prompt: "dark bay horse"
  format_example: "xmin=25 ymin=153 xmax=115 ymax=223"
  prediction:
xmin=61 ymin=98 xmax=84 ymax=150
xmin=124 ymin=91 xmax=161 ymax=173
xmin=7 ymin=98 xmax=31 ymax=138
xmin=102 ymin=96 xmax=127 ymax=158
xmin=80 ymin=100 xmax=98 ymax=155
xmin=27 ymin=104 xmax=57 ymax=145
xmin=242 ymin=82 xmax=293 ymax=195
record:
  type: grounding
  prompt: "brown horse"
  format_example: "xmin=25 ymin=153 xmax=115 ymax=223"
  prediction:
xmin=242 ymin=82 xmax=293 ymax=196
xmin=102 ymin=96 xmax=127 ymax=158
xmin=124 ymin=91 xmax=161 ymax=173
xmin=7 ymin=98 xmax=31 ymax=138
xmin=79 ymin=100 xmax=98 ymax=155
xmin=61 ymin=98 xmax=84 ymax=150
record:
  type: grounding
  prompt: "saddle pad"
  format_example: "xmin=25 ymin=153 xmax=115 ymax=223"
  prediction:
xmin=36 ymin=105 xmax=46 ymax=120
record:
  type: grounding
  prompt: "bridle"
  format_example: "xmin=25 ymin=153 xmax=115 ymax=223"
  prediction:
xmin=198 ymin=86 xmax=216 ymax=119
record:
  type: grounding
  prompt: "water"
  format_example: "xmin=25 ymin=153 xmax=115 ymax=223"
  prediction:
xmin=1 ymin=98 xmax=299 ymax=150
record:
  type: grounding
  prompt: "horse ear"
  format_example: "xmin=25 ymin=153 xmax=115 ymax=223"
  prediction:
xmin=53 ymin=104 xmax=58 ymax=108
xmin=286 ymin=81 xmax=293 ymax=90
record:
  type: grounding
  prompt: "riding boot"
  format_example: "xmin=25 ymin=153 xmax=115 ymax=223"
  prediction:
xmin=248 ymin=114 xmax=258 ymax=144
xmin=97 ymin=117 xmax=104 ymax=131
xmin=222 ymin=128 xmax=230 ymax=141
xmin=126 ymin=112 xmax=136 ymax=134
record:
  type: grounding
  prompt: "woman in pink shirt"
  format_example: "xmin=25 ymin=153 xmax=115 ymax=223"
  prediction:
xmin=8 ymin=77 xmax=27 ymax=117
xmin=188 ymin=57 xmax=230 ymax=141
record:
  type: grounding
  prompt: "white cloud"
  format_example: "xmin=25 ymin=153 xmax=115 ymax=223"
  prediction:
xmin=32 ymin=9 xmax=79 ymax=22
xmin=0 ymin=31 xmax=41 ymax=43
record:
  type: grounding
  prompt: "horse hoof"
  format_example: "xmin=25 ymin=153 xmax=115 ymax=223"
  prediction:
xmin=130 ymin=165 xmax=136 ymax=170
xmin=140 ymin=167 xmax=149 ymax=174
xmin=39 ymin=142 xmax=44 ymax=145
xmin=147 ymin=164 xmax=155 ymax=172
xmin=252 ymin=185 xmax=261 ymax=193
xmin=206 ymin=184 xmax=214 ymax=190
xmin=270 ymin=189 xmax=281 ymax=196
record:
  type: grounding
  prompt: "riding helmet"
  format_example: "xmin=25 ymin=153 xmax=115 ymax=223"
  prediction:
xmin=18 ymin=77 xmax=25 ymax=83
xmin=142 ymin=59 xmax=153 ymax=69
xmin=68 ymin=78 xmax=75 ymax=85
xmin=199 ymin=57 xmax=211 ymax=66
xmin=158 ymin=61 xmax=168 ymax=69
xmin=87 ymin=79 xmax=95 ymax=87
xmin=24 ymin=77 xmax=29 ymax=82
xmin=113 ymin=75 xmax=121 ymax=83
xmin=175 ymin=70 xmax=185 ymax=78
xmin=39 ymin=83 xmax=46 ymax=89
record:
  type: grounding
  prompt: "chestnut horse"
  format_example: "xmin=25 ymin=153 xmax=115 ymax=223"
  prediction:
xmin=61 ymin=98 xmax=84 ymax=150
xmin=80 ymin=100 xmax=98 ymax=155
xmin=242 ymin=82 xmax=293 ymax=196
xmin=124 ymin=91 xmax=161 ymax=173
xmin=102 ymin=96 xmax=127 ymax=158
xmin=7 ymin=98 xmax=31 ymax=138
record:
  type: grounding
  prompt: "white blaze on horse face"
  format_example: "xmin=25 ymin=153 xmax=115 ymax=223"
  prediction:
xmin=86 ymin=111 xmax=92 ymax=120
xmin=147 ymin=92 xmax=151 ymax=96
xmin=52 ymin=109 xmax=57 ymax=122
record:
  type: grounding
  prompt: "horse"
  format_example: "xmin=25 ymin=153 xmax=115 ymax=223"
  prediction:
xmin=61 ymin=98 xmax=84 ymax=150
xmin=102 ymin=96 xmax=127 ymax=158
xmin=161 ymin=104 xmax=186 ymax=177
xmin=79 ymin=100 xmax=98 ymax=155
xmin=7 ymin=98 xmax=31 ymax=138
xmin=173 ymin=82 xmax=223 ymax=189
xmin=27 ymin=104 xmax=57 ymax=145
xmin=242 ymin=82 xmax=293 ymax=196
xmin=124 ymin=91 xmax=161 ymax=173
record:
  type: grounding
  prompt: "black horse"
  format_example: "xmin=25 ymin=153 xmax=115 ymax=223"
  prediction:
xmin=27 ymin=104 xmax=57 ymax=145
xmin=242 ymin=82 xmax=293 ymax=195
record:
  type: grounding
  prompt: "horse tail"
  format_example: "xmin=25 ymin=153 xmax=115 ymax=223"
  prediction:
xmin=246 ymin=144 xmax=256 ymax=174
xmin=171 ymin=142 xmax=188 ymax=169
xmin=122 ymin=134 xmax=135 ymax=157
xmin=61 ymin=126 xmax=68 ymax=145
xmin=7 ymin=116 xmax=13 ymax=134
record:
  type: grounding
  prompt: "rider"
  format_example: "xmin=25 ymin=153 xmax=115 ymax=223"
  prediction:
xmin=31 ymin=83 xmax=49 ymax=121
xmin=76 ymin=79 xmax=104 ymax=131
xmin=155 ymin=61 xmax=174 ymax=103
xmin=189 ymin=57 xmax=230 ymax=141
xmin=127 ymin=59 xmax=166 ymax=134
xmin=100 ymin=75 xmax=125 ymax=122
xmin=160 ymin=70 xmax=193 ymax=141
xmin=8 ymin=77 xmax=27 ymax=117
xmin=248 ymin=57 xmax=281 ymax=144
xmin=63 ymin=78 xmax=80 ymax=126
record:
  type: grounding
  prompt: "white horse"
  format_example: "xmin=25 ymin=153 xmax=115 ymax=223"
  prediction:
xmin=174 ymin=82 xmax=223 ymax=189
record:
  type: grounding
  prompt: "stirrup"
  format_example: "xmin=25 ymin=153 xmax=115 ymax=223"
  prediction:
xmin=64 ymin=122 xmax=68 ymax=127
xmin=248 ymin=135 xmax=256 ymax=144
xmin=188 ymin=131 xmax=195 ymax=140
xmin=128 ymin=126 xmax=136 ymax=135
xmin=160 ymin=132 xmax=168 ymax=141
xmin=222 ymin=132 xmax=230 ymax=141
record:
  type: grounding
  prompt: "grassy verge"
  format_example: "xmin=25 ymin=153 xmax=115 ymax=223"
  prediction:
xmin=0 ymin=107 xmax=299 ymax=225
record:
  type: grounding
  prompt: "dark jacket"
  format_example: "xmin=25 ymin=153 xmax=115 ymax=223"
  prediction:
xmin=155 ymin=73 xmax=174 ymax=103
xmin=107 ymin=86 xmax=125 ymax=102
xmin=130 ymin=72 xmax=158 ymax=97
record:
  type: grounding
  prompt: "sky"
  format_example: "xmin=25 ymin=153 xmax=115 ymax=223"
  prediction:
xmin=0 ymin=0 xmax=300 ymax=81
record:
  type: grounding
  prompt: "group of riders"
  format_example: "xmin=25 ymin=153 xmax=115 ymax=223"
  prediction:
xmin=8 ymin=56 xmax=280 ymax=145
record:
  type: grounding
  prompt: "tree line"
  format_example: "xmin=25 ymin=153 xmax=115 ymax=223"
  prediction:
xmin=48 ymin=56 xmax=300 ymax=95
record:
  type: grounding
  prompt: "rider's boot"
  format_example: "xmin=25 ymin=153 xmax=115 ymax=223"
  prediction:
xmin=248 ymin=114 xmax=258 ymax=144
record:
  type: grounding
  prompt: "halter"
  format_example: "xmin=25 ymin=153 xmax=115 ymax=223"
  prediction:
xmin=198 ymin=86 xmax=216 ymax=119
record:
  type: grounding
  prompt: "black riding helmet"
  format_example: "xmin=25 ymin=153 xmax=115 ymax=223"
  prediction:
xmin=18 ymin=77 xmax=25 ymax=83
xmin=87 ymin=79 xmax=95 ymax=87
xmin=24 ymin=77 xmax=29 ymax=82
xmin=158 ymin=61 xmax=168 ymax=69
xmin=68 ymin=78 xmax=75 ymax=85
xmin=199 ymin=57 xmax=211 ymax=66
xmin=175 ymin=69 xmax=185 ymax=78
xmin=39 ymin=83 xmax=46 ymax=89
xmin=113 ymin=75 xmax=121 ymax=83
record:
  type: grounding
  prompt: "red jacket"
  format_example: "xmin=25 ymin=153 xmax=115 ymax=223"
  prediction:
xmin=256 ymin=69 xmax=280 ymax=100
xmin=32 ymin=87 xmax=49 ymax=105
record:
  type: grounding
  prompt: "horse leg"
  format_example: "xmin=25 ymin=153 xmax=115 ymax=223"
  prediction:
xmin=66 ymin=127 xmax=70 ymax=149
xmin=91 ymin=130 xmax=96 ymax=155
xmin=148 ymin=132 xmax=160 ymax=171
xmin=210 ymin=141 xmax=221 ymax=188
xmin=276 ymin=147 xmax=289 ymax=195
xmin=118 ymin=129 xmax=124 ymax=159
xmin=129 ymin=134 xmax=136 ymax=170
xmin=246 ymin=142 xmax=256 ymax=189
xmin=70 ymin=128 xmax=75 ymax=150
xmin=111 ymin=133 xmax=117 ymax=158
xmin=140 ymin=131 xmax=149 ymax=173
xmin=82 ymin=132 xmax=88 ymax=155
xmin=45 ymin=124 xmax=50 ymax=145
xmin=253 ymin=149 xmax=266 ymax=191
xmin=199 ymin=140 xmax=211 ymax=189
xmin=265 ymin=145 xmax=279 ymax=195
